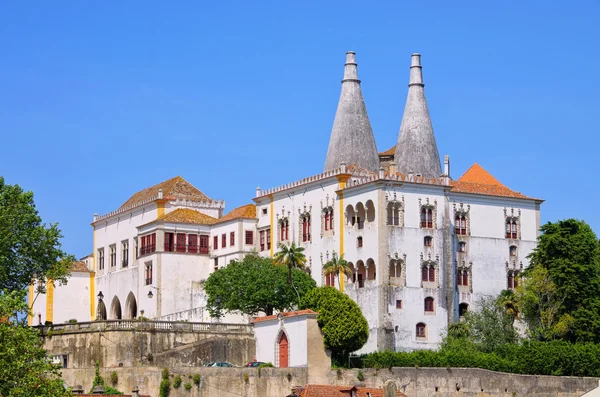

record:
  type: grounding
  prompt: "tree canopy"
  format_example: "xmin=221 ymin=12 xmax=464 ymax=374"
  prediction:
xmin=0 ymin=291 xmax=68 ymax=396
xmin=322 ymin=254 xmax=352 ymax=292
xmin=0 ymin=177 xmax=73 ymax=293
xmin=463 ymin=294 xmax=520 ymax=352
xmin=522 ymin=219 xmax=600 ymax=342
xmin=204 ymin=254 xmax=316 ymax=317
xmin=299 ymin=286 xmax=369 ymax=363
xmin=273 ymin=242 xmax=307 ymax=284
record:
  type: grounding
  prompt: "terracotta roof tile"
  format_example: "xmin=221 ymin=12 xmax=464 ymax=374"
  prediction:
xmin=451 ymin=163 xmax=539 ymax=200
xmin=214 ymin=204 xmax=256 ymax=224
xmin=379 ymin=145 xmax=396 ymax=157
xmin=119 ymin=176 xmax=210 ymax=210
xmin=70 ymin=261 xmax=90 ymax=273
xmin=252 ymin=310 xmax=318 ymax=323
xmin=157 ymin=208 xmax=218 ymax=225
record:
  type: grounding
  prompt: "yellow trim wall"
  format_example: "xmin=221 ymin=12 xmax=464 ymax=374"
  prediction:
xmin=269 ymin=195 xmax=274 ymax=257
xmin=45 ymin=279 xmax=54 ymax=323
xmin=89 ymin=272 xmax=96 ymax=320
xmin=157 ymin=200 xmax=166 ymax=218
xmin=27 ymin=283 xmax=34 ymax=326
xmin=337 ymin=176 xmax=350 ymax=292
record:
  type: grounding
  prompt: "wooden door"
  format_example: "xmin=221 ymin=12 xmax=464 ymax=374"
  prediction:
xmin=279 ymin=333 xmax=289 ymax=368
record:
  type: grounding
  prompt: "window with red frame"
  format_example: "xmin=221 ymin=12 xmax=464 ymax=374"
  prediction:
xmin=357 ymin=236 xmax=363 ymax=248
xmin=141 ymin=233 xmax=156 ymax=255
xmin=280 ymin=221 xmax=289 ymax=241
xmin=508 ymin=271 xmax=519 ymax=289
xmin=505 ymin=219 xmax=518 ymax=239
xmin=213 ymin=235 xmax=218 ymax=250
xmin=457 ymin=270 xmax=469 ymax=286
xmin=422 ymin=265 xmax=435 ymax=282
xmin=259 ymin=230 xmax=265 ymax=251
xmin=416 ymin=323 xmax=426 ymax=338
xmin=329 ymin=210 xmax=333 ymax=230
xmin=325 ymin=272 xmax=335 ymax=286
xmin=396 ymin=300 xmax=402 ymax=309
xmin=230 ymin=232 xmax=235 ymax=246
xmin=221 ymin=234 xmax=226 ymax=248
xmin=455 ymin=215 xmax=467 ymax=235
xmin=424 ymin=297 xmax=434 ymax=312
xmin=424 ymin=236 xmax=433 ymax=247
xmin=164 ymin=232 xmax=175 ymax=252
xmin=214 ymin=258 xmax=218 ymax=272
xmin=302 ymin=215 xmax=311 ymax=242
xmin=145 ymin=262 xmax=153 ymax=285
xmin=324 ymin=212 xmax=330 ymax=231
xmin=245 ymin=230 xmax=253 ymax=245
xmin=458 ymin=241 xmax=466 ymax=252
xmin=199 ymin=235 xmax=209 ymax=254
xmin=421 ymin=208 xmax=433 ymax=228
xmin=188 ymin=234 xmax=198 ymax=254
xmin=266 ymin=229 xmax=271 ymax=250
xmin=176 ymin=233 xmax=186 ymax=253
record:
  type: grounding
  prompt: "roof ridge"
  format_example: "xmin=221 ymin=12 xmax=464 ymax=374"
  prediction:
xmin=457 ymin=163 xmax=506 ymax=187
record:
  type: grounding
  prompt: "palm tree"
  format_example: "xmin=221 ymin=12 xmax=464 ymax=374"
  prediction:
xmin=273 ymin=242 xmax=307 ymax=284
xmin=497 ymin=289 xmax=519 ymax=321
xmin=323 ymin=253 xmax=353 ymax=292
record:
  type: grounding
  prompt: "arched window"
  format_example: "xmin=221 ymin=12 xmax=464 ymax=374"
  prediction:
xmin=279 ymin=219 xmax=289 ymax=242
xmin=458 ymin=241 xmax=466 ymax=253
xmin=421 ymin=208 xmax=433 ymax=228
xmin=422 ymin=264 xmax=436 ymax=282
xmin=505 ymin=219 xmax=518 ymax=239
xmin=424 ymin=297 xmax=434 ymax=312
xmin=457 ymin=269 xmax=469 ymax=286
xmin=301 ymin=214 xmax=311 ymax=242
xmin=424 ymin=236 xmax=433 ymax=247
xmin=509 ymin=245 xmax=517 ymax=257
xmin=357 ymin=236 xmax=363 ymax=248
xmin=455 ymin=215 xmax=467 ymax=235
xmin=356 ymin=203 xmax=366 ymax=230
xmin=357 ymin=261 xmax=366 ymax=288
xmin=325 ymin=272 xmax=335 ymax=287
xmin=366 ymin=258 xmax=376 ymax=280
xmin=416 ymin=323 xmax=426 ymax=338
xmin=507 ymin=271 xmax=520 ymax=290
xmin=387 ymin=202 xmax=400 ymax=226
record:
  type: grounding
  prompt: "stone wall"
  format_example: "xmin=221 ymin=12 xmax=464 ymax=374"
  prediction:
xmin=40 ymin=321 xmax=255 ymax=369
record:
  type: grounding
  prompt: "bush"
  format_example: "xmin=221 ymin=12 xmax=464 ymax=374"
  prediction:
xmin=193 ymin=374 xmax=201 ymax=386
xmin=257 ymin=362 xmax=274 ymax=377
xmin=173 ymin=375 xmax=182 ymax=389
xmin=110 ymin=371 xmax=118 ymax=386
xmin=184 ymin=382 xmax=192 ymax=391
xmin=159 ymin=368 xmax=170 ymax=397
xmin=357 ymin=370 xmax=365 ymax=382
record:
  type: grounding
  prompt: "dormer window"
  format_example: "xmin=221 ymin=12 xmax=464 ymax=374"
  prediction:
xmin=424 ymin=236 xmax=433 ymax=247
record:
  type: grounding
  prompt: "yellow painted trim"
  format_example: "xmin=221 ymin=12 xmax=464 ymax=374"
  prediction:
xmin=337 ymin=177 xmax=348 ymax=292
xmin=157 ymin=200 xmax=166 ymax=218
xmin=89 ymin=272 xmax=96 ymax=320
xmin=269 ymin=195 xmax=274 ymax=258
xmin=27 ymin=283 xmax=34 ymax=326
xmin=46 ymin=279 xmax=54 ymax=323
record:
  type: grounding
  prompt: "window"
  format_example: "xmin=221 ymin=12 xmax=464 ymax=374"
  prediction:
xmin=396 ymin=300 xmax=402 ymax=309
xmin=424 ymin=297 xmax=434 ymax=312
xmin=230 ymin=232 xmax=235 ymax=246
xmin=302 ymin=215 xmax=311 ymax=242
xmin=357 ymin=236 xmax=363 ymax=248
xmin=458 ymin=241 xmax=466 ymax=253
xmin=141 ymin=233 xmax=156 ymax=255
xmin=457 ymin=270 xmax=469 ymax=286
xmin=109 ymin=245 xmax=116 ymax=268
xmin=199 ymin=235 xmax=209 ymax=254
xmin=214 ymin=258 xmax=219 ymax=272
xmin=387 ymin=202 xmax=401 ymax=226
xmin=507 ymin=271 xmax=519 ymax=290
xmin=259 ymin=230 xmax=265 ymax=251
xmin=262 ymin=208 xmax=267 ymax=216
xmin=280 ymin=220 xmax=289 ymax=242
xmin=121 ymin=240 xmax=129 ymax=267
xmin=422 ymin=264 xmax=435 ymax=282
xmin=134 ymin=237 xmax=138 ymax=259
xmin=177 ymin=233 xmax=187 ymax=253
xmin=424 ymin=236 xmax=433 ymax=247
xmin=416 ymin=323 xmax=426 ymax=338
xmin=145 ymin=262 xmax=153 ymax=285
xmin=325 ymin=272 xmax=335 ymax=287
xmin=510 ymin=245 xmax=517 ymax=257
xmin=324 ymin=212 xmax=330 ymax=231
xmin=455 ymin=215 xmax=467 ymax=235
xmin=188 ymin=234 xmax=198 ymax=254
xmin=505 ymin=219 xmax=518 ymax=239
xmin=323 ymin=208 xmax=334 ymax=232
xmin=213 ymin=235 xmax=218 ymax=250
xmin=459 ymin=303 xmax=469 ymax=317
xmin=421 ymin=207 xmax=433 ymax=228
xmin=245 ymin=230 xmax=254 ymax=245
xmin=97 ymin=248 xmax=104 ymax=270
xmin=266 ymin=229 xmax=271 ymax=250
xmin=164 ymin=232 xmax=174 ymax=252
xmin=221 ymin=234 xmax=226 ymax=249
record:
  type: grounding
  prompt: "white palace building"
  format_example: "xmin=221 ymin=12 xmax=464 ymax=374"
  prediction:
xmin=30 ymin=52 xmax=542 ymax=353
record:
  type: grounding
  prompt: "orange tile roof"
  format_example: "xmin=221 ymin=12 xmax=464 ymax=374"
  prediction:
xmin=70 ymin=261 xmax=91 ymax=273
xmin=252 ymin=309 xmax=318 ymax=323
xmin=297 ymin=385 xmax=406 ymax=397
xmin=450 ymin=163 xmax=539 ymax=200
xmin=119 ymin=176 xmax=210 ymax=210
xmin=157 ymin=208 xmax=218 ymax=225
xmin=214 ymin=204 xmax=256 ymax=224
xmin=379 ymin=145 xmax=396 ymax=157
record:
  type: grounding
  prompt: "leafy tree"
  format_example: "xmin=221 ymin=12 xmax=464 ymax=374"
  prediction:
xmin=497 ymin=289 xmax=519 ymax=320
xmin=205 ymin=254 xmax=316 ymax=317
xmin=0 ymin=290 xmax=69 ymax=396
xmin=89 ymin=360 xmax=123 ymax=395
xmin=525 ymin=219 xmax=600 ymax=342
xmin=299 ymin=286 xmax=369 ymax=363
xmin=323 ymin=253 xmax=352 ymax=292
xmin=273 ymin=242 xmax=306 ymax=284
xmin=463 ymin=295 xmax=520 ymax=352
xmin=0 ymin=177 xmax=74 ymax=294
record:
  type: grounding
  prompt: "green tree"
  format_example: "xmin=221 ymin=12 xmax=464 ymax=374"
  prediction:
xmin=323 ymin=253 xmax=352 ymax=292
xmin=273 ymin=242 xmax=307 ymax=284
xmin=464 ymin=295 xmax=520 ymax=352
xmin=89 ymin=360 xmax=122 ymax=395
xmin=497 ymin=289 xmax=519 ymax=320
xmin=0 ymin=291 xmax=69 ymax=396
xmin=525 ymin=219 xmax=600 ymax=342
xmin=299 ymin=286 xmax=369 ymax=363
xmin=204 ymin=254 xmax=315 ymax=317
xmin=0 ymin=177 xmax=74 ymax=294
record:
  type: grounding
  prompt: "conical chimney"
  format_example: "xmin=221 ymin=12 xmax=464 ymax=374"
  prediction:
xmin=394 ymin=54 xmax=442 ymax=179
xmin=324 ymin=52 xmax=380 ymax=172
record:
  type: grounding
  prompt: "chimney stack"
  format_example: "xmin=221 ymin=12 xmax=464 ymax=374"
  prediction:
xmin=158 ymin=188 xmax=163 ymax=199
xmin=389 ymin=161 xmax=397 ymax=175
xmin=255 ymin=186 xmax=261 ymax=198
xmin=444 ymin=155 xmax=450 ymax=177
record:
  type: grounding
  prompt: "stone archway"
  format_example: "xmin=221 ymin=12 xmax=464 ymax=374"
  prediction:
xmin=125 ymin=292 xmax=137 ymax=319
xmin=110 ymin=296 xmax=122 ymax=320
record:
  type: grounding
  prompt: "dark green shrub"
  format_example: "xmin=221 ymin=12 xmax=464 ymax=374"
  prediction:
xmin=173 ymin=375 xmax=182 ymax=389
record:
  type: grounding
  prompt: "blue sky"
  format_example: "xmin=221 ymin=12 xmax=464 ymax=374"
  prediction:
xmin=1 ymin=1 xmax=598 ymax=258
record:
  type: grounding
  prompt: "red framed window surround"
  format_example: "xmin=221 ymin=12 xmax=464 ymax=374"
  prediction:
xmin=188 ymin=234 xmax=198 ymax=254
xmin=177 ymin=233 xmax=186 ymax=253
xmin=140 ymin=233 xmax=156 ymax=256
xmin=506 ymin=219 xmax=518 ymax=239
xmin=213 ymin=235 xmax=218 ymax=250
xmin=421 ymin=265 xmax=435 ymax=282
xmin=324 ymin=211 xmax=333 ymax=231
xmin=221 ymin=234 xmax=226 ymax=249
xmin=421 ymin=208 xmax=433 ymax=228
xmin=455 ymin=215 xmax=467 ymax=235
xmin=145 ymin=263 xmax=153 ymax=285
xmin=164 ymin=233 xmax=208 ymax=255
xmin=280 ymin=221 xmax=289 ymax=241
xmin=302 ymin=216 xmax=311 ymax=242
xmin=416 ymin=323 xmax=426 ymax=338
xmin=245 ymin=230 xmax=253 ymax=245
xmin=260 ymin=230 xmax=265 ymax=251
xmin=457 ymin=270 xmax=469 ymax=286
xmin=424 ymin=297 xmax=434 ymax=312
xmin=230 ymin=232 xmax=235 ymax=246
xmin=199 ymin=235 xmax=209 ymax=254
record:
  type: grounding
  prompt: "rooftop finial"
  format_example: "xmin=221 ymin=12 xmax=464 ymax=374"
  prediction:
xmin=394 ymin=53 xmax=442 ymax=179
xmin=324 ymin=52 xmax=380 ymax=173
